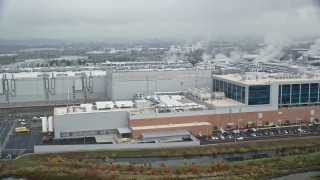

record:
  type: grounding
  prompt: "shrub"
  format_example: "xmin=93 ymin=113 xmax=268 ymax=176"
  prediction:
xmin=163 ymin=167 xmax=172 ymax=174
xmin=251 ymin=122 xmax=256 ymax=127
xmin=174 ymin=168 xmax=182 ymax=174
xmin=109 ymin=164 xmax=117 ymax=171
xmin=139 ymin=166 xmax=144 ymax=173
xmin=49 ymin=155 xmax=63 ymax=166
xmin=124 ymin=164 xmax=135 ymax=172
xmin=97 ymin=164 xmax=106 ymax=171
xmin=184 ymin=168 xmax=193 ymax=173
xmin=148 ymin=168 xmax=158 ymax=175
xmin=193 ymin=167 xmax=203 ymax=174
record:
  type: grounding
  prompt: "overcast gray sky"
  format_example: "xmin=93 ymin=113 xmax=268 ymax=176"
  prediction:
xmin=0 ymin=0 xmax=319 ymax=40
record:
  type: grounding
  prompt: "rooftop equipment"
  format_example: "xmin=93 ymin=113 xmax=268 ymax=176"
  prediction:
xmin=41 ymin=117 xmax=48 ymax=132
xmin=48 ymin=116 xmax=54 ymax=132
xmin=115 ymin=101 xmax=134 ymax=108
xmin=96 ymin=101 xmax=114 ymax=110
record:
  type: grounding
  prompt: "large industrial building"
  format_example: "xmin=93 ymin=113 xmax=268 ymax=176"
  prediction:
xmin=0 ymin=62 xmax=212 ymax=107
xmin=0 ymin=70 xmax=106 ymax=107
xmin=51 ymin=72 xmax=320 ymax=141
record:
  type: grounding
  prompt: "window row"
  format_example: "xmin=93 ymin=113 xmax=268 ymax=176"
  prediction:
xmin=60 ymin=129 xmax=117 ymax=138
xmin=279 ymin=83 xmax=320 ymax=105
xmin=213 ymin=79 xmax=245 ymax=103
xmin=248 ymin=85 xmax=271 ymax=105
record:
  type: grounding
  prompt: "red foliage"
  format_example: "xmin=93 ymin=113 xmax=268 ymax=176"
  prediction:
xmin=211 ymin=165 xmax=217 ymax=172
xmin=210 ymin=163 xmax=229 ymax=172
xmin=98 ymin=164 xmax=106 ymax=171
xmin=139 ymin=166 xmax=144 ymax=173
xmin=148 ymin=168 xmax=158 ymax=175
xmin=109 ymin=164 xmax=117 ymax=171
xmin=193 ymin=167 xmax=203 ymax=174
xmin=184 ymin=168 xmax=193 ymax=173
xmin=163 ymin=167 xmax=172 ymax=174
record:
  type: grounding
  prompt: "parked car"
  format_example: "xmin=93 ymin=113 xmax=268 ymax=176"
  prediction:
xmin=237 ymin=137 xmax=244 ymax=140
xmin=211 ymin=136 xmax=219 ymax=140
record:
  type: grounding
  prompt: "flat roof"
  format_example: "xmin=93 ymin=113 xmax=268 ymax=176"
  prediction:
xmin=1 ymin=70 xmax=106 ymax=79
xmin=54 ymin=106 xmax=136 ymax=116
xmin=213 ymin=73 xmax=320 ymax=85
xmin=54 ymin=105 xmax=156 ymax=116
xmin=141 ymin=130 xmax=190 ymax=138
xmin=131 ymin=122 xmax=212 ymax=130
xmin=94 ymin=135 xmax=117 ymax=143
xmin=117 ymin=127 xmax=132 ymax=134
xmin=206 ymin=98 xmax=245 ymax=107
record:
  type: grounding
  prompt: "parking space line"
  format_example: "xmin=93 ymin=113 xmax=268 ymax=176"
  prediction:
xmin=0 ymin=121 xmax=10 ymax=139
xmin=2 ymin=119 xmax=17 ymax=150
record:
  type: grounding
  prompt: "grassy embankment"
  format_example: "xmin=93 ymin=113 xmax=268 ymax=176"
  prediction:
xmin=27 ymin=136 xmax=320 ymax=159
xmin=1 ymin=148 xmax=320 ymax=179
xmin=0 ymin=136 xmax=320 ymax=179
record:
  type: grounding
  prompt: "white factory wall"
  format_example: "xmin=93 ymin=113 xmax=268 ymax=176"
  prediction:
xmin=0 ymin=76 xmax=106 ymax=106
xmin=34 ymin=139 xmax=200 ymax=153
xmin=110 ymin=79 xmax=212 ymax=101
xmin=54 ymin=111 xmax=128 ymax=138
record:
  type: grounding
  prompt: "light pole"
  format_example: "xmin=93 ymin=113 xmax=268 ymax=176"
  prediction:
xmin=299 ymin=122 xmax=302 ymax=138
xmin=235 ymin=119 xmax=242 ymax=142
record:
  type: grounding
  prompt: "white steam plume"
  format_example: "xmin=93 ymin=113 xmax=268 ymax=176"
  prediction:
xmin=306 ymin=39 xmax=320 ymax=56
xmin=255 ymin=33 xmax=292 ymax=63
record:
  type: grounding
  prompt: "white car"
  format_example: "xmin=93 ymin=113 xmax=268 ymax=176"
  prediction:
xmin=18 ymin=119 xmax=22 ymax=122
xmin=219 ymin=135 xmax=226 ymax=139
xmin=21 ymin=122 xmax=27 ymax=125
xmin=21 ymin=119 xmax=26 ymax=122
xmin=211 ymin=136 xmax=219 ymax=140
xmin=237 ymin=137 xmax=244 ymax=140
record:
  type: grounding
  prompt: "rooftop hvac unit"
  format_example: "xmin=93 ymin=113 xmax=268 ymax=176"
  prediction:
xmin=41 ymin=117 xmax=48 ymax=133
xmin=96 ymin=101 xmax=114 ymax=110
xmin=115 ymin=101 xmax=134 ymax=108
xmin=48 ymin=116 xmax=54 ymax=132
xmin=85 ymin=105 xmax=92 ymax=112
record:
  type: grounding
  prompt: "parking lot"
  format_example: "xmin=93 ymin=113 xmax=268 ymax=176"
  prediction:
xmin=200 ymin=124 xmax=320 ymax=145
xmin=0 ymin=116 xmax=44 ymax=160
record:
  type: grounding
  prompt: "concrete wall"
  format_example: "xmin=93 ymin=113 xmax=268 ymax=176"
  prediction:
xmin=111 ymin=79 xmax=212 ymax=100
xmin=34 ymin=140 xmax=200 ymax=153
xmin=54 ymin=111 xmax=129 ymax=138
xmin=107 ymin=70 xmax=213 ymax=101
xmin=0 ymin=76 xmax=107 ymax=107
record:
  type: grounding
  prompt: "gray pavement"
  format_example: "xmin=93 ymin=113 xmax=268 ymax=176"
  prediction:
xmin=0 ymin=115 xmax=45 ymax=160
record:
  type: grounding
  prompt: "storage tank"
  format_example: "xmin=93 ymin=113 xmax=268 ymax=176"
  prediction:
xmin=41 ymin=117 xmax=48 ymax=132
xmin=85 ymin=105 xmax=92 ymax=112
xmin=48 ymin=116 xmax=54 ymax=132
